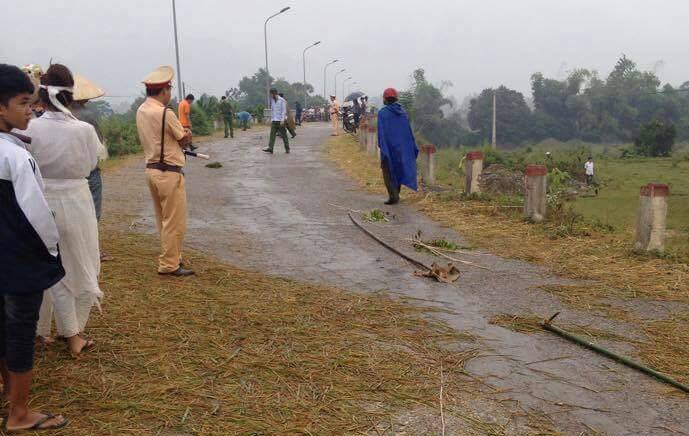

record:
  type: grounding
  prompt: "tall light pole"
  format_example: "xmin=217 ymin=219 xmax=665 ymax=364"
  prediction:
xmin=492 ymin=89 xmax=497 ymax=149
xmin=333 ymin=69 xmax=346 ymax=101
xmin=342 ymin=76 xmax=352 ymax=103
xmin=171 ymin=0 xmax=183 ymax=102
xmin=264 ymin=6 xmax=291 ymax=106
xmin=302 ymin=41 xmax=321 ymax=108
xmin=323 ymin=59 xmax=338 ymax=99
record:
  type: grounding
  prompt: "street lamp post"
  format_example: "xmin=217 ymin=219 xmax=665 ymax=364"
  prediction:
xmin=333 ymin=69 xmax=346 ymax=101
xmin=323 ymin=59 xmax=338 ymax=99
xmin=342 ymin=77 xmax=352 ymax=103
xmin=302 ymin=41 xmax=321 ymax=108
xmin=171 ymin=0 xmax=183 ymax=102
xmin=264 ymin=6 xmax=291 ymax=106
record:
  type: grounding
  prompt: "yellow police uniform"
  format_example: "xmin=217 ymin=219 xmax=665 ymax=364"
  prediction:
xmin=135 ymin=66 xmax=192 ymax=275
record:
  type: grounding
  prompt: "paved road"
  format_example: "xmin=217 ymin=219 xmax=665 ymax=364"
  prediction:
xmin=105 ymin=123 xmax=688 ymax=435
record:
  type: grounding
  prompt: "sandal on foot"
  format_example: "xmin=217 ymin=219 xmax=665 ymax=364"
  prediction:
xmin=5 ymin=413 xmax=68 ymax=432
xmin=70 ymin=337 xmax=96 ymax=357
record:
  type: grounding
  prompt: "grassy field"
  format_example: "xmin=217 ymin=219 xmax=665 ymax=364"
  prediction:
xmin=325 ymin=134 xmax=689 ymax=387
xmin=426 ymin=142 xmax=689 ymax=257
xmin=572 ymin=157 xmax=689 ymax=252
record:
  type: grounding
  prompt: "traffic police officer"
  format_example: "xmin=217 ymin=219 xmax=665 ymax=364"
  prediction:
xmin=135 ymin=66 xmax=194 ymax=276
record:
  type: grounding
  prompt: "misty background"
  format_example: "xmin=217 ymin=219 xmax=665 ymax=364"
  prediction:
xmin=3 ymin=0 xmax=689 ymax=107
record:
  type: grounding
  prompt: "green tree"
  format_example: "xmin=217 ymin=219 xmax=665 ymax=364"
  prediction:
xmin=239 ymin=68 xmax=274 ymax=110
xmin=468 ymin=86 xmax=532 ymax=146
xmin=634 ymin=120 xmax=676 ymax=157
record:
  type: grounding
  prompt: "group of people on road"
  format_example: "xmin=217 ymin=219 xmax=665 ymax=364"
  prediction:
xmin=0 ymin=54 xmax=419 ymax=431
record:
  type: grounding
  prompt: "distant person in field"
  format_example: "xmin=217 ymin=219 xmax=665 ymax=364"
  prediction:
xmin=585 ymin=156 xmax=594 ymax=185
xmin=377 ymin=87 xmax=419 ymax=205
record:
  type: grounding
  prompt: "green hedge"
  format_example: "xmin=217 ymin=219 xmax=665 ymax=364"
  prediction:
xmin=100 ymin=117 xmax=140 ymax=156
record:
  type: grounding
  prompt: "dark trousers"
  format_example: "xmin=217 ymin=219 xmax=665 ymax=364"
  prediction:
xmin=87 ymin=167 xmax=103 ymax=221
xmin=268 ymin=121 xmax=289 ymax=152
xmin=223 ymin=117 xmax=234 ymax=138
xmin=241 ymin=120 xmax=249 ymax=131
xmin=381 ymin=159 xmax=401 ymax=202
xmin=0 ymin=292 xmax=44 ymax=373
xmin=586 ymin=174 xmax=594 ymax=186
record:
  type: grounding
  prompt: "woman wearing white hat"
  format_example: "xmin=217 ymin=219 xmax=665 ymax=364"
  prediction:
xmin=22 ymin=64 xmax=103 ymax=355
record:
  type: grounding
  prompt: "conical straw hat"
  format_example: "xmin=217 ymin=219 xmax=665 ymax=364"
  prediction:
xmin=74 ymin=74 xmax=105 ymax=101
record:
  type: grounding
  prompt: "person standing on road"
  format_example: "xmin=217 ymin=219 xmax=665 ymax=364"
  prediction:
xmin=136 ymin=66 xmax=194 ymax=277
xmin=0 ymin=63 xmax=69 ymax=432
xmin=219 ymin=96 xmax=234 ymax=139
xmin=71 ymin=75 xmax=111 ymax=260
xmin=295 ymin=101 xmax=303 ymax=126
xmin=278 ymin=93 xmax=297 ymax=139
xmin=585 ymin=156 xmax=594 ymax=186
xmin=377 ymin=87 xmax=418 ymax=205
xmin=329 ymin=95 xmax=340 ymax=136
xmin=262 ymin=88 xmax=289 ymax=154
xmin=35 ymin=75 xmax=112 ymax=344
xmin=23 ymin=64 xmax=104 ymax=355
xmin=237 ymin=111 xmax=251 ymax=131
xmin=178 ymin=94 xmax=193 ymax=131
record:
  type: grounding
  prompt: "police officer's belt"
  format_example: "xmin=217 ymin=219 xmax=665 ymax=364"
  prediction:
xmin=146 ymin=106 xmax=183 ymax=174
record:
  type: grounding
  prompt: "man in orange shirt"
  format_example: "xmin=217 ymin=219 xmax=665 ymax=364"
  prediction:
xmin=178 ymin=94 xmax=194 ymax=130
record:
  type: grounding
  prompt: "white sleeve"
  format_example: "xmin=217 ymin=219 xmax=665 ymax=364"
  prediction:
xmin=12 ymin=155 xmax=60 ymax=257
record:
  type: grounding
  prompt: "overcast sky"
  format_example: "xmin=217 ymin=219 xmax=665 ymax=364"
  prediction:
xmin=3 ymin=0 xmax=689 ymax=107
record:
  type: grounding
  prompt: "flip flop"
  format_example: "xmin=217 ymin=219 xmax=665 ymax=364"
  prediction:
xmin=69 ymin=337 xmax=96 ymax=358
xmin=4 ymin=413 xmax=68 ymax=432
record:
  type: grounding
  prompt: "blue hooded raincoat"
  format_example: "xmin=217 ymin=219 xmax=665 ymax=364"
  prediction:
xmin=377 ymin=102 xmax=419 ymax=190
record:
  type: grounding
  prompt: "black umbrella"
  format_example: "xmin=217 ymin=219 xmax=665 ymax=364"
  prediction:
xmin=345 ymin=91 xmax=365 ymax=102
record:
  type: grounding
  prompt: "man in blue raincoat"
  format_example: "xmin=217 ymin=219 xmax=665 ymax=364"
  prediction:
xmin=377 ymin=88 xmax=418 ymax=204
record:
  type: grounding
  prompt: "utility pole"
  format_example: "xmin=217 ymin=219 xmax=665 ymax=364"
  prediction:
xmin=171 ymin=0 xmax=183 ymax=102
xmin=491 ymin=90 xmax=497 ymax=150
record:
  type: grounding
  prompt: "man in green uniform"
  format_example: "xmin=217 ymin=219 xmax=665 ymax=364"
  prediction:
xmin=219 ymin=96 xmax=234 ymax=138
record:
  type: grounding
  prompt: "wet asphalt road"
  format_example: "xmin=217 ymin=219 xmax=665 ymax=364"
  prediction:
xmin=105 ymin=123 xmax=689 ymax=435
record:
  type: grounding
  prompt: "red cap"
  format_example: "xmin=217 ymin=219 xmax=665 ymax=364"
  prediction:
xmin=383 ymin=88 xmax=398 ymax=99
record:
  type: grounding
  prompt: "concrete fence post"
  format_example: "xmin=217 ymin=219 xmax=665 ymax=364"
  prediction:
xmin=464 ymin=151 xmax=484 ymax=195
xmin=634 ymin=183 xmax=669 ymax=253
xmin=419 ymin=144 xmax=437 ymax=185
xmin=367 ymin=126 xmax=377 ymax=156
xmin=524 ymin=165 xmax=547 ymax=223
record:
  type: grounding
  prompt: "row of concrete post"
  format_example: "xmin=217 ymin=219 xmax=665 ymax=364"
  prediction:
xmin=354 ymin=130 xmax=670 ymax=253
xmin=459 ymin=152 xmax=669 ymax=252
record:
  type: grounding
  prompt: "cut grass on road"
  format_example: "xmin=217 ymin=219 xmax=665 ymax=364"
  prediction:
xmin=26 ymin=211 xmax=544 ymax=435
xmin=325 ymin=133 xmax=689 ymax=388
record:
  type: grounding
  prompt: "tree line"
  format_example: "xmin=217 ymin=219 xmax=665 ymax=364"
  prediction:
xmin=399 ymin=56 xmax=689 ymax=151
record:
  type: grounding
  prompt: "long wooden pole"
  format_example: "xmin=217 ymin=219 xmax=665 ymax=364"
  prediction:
xmin=542 ymin=312 xmax=689 ymax=394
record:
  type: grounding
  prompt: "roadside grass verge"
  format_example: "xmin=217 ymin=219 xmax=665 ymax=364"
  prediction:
xmin=324 ymin=133 xmax=689 ymax=387
xmin=27 ymin=208 xmax=544 ymax=435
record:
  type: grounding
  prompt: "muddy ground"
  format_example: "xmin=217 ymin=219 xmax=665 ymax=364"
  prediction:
xmin=104 ymin=123 xmax=688 ymax=435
